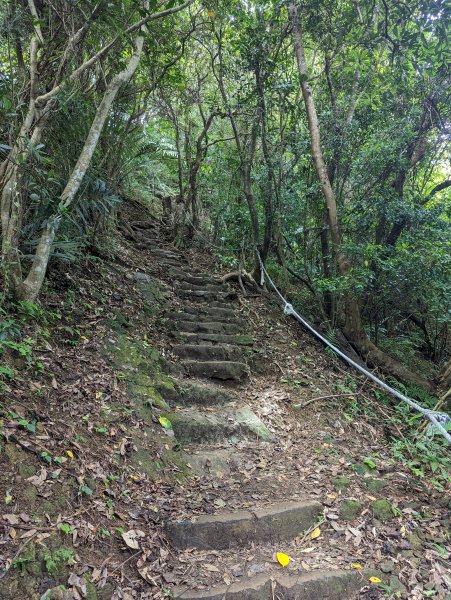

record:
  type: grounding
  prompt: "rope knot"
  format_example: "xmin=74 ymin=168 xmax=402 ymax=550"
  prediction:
xmin=284 ymin=303 xmax=294 ymax=316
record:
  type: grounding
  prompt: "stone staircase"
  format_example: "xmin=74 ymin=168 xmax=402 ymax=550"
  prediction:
xmin=146 ymin=242 xmax=375 ymax=599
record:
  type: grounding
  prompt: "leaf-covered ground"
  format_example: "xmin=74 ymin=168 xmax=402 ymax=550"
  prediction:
xmin=0 ymin=220 xmax=449 ymax=600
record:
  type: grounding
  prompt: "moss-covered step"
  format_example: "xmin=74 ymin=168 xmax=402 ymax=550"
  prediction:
xmin=174 ymin=569 xmax=380 ymax=600
xmin=172 ymin=320 xmax=242 ymax=335
xmin=168 ymin=268 xmax=221 ymax=286
xmin=175 ymin=332 xmax=254 ymax=346
xmin=173 ymin=344 xmax=245 ymax=362
xmin=166 ymin=499 xmax=321 ymax=550
xmin=177 ymin=289 xmax=237 ymax=303
xmin=165 ymin=311 xmax=243 ymax=325
xmin=156 ymin=379 xmax=235 ymax=406
xmin=177 ymin=281 xmax=224 ymax=292
xmin=148 ymin=248 xmax=185 ymax=261
xmin=182 ymin=360 xmax=249 ymax=381
xmin=182 ymin=305 xmax=238 ymax=320
xmin=162 ymin=405 xmax=271 ymax=444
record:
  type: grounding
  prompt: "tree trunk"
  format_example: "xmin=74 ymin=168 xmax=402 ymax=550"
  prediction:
xmin=289 ymin=2 xmax=431 ymax=390
xmin=16 ymin=34 xmax=145 ymax=302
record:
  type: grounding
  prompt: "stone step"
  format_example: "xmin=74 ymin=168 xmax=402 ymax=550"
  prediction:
xmin=163 ymin=405 xmax=271 ymax=445
xmin=168 ymin=268 xmax=221 ymax=286
xmin=166 ymin=499 xmax=321 ymax=550
xmin=158 ymin=258 xmax=185 ymax=268
xmin=174 ymin=344 xmax=244 ymax=362
xmin=149 ymin=248 xmax=184 ymax=261
xmin=173 ymin=321 xmax=241 ymax=335
xmin=177 ymin=290 xmax=237 ymax=303
xmin=182 ymin=360 xmax=248 ymax=381
xmin=176 ymin=332 xmax=254 ymax=346
xmin=183 ymin=306 xmax=237 ymax=320
xmin=177 ymin=281 xmax=224 ymax=292
xmin=174 ymin=569 xmax=377 ymax=600
xmin=156 ymin=379 xmax=235 ymax=406
xmin=165 ymin=311 xmax=243 ymax=325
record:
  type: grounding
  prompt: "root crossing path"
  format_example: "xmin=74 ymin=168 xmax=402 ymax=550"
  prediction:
xmin=142 ymin=240 xmax=378 ymax=600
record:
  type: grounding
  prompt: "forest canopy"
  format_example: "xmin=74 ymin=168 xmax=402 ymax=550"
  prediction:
xmin=0 ymin=0 xmax=450 ymax=387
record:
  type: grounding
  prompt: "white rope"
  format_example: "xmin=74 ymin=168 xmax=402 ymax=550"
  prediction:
xmin=257 ymin=252 xmax=451 ymax=444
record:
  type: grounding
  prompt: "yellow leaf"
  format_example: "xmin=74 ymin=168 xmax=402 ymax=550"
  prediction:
xmin=207 ymin=10 xmax=215 ymax=17
xmin=369 ymin=576 xmax=382 ymax=584
xmin=5 ymin=495 xmax=12 ymax=505
xmin=352 ymin=563 xmax=363 ymax=569
xmin=66 ymin=450 xmax=74 ymax=459
xmin=327 ymin=493 xmax=336 ymax=499
xmin=310 ymin=527 xmax=321 ymax=540
xmin=276 ymin=552 xmax=290 ymax=567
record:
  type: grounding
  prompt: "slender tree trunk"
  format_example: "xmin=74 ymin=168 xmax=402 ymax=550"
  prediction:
xmin=289 ymin=2 xmax=431 ymax=389
xmin=16 ymin=34 xmax=145 ymax=302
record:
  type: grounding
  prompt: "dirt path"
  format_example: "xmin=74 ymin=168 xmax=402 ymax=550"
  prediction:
xmin=0 ymin=217 xmax=449 ymax=600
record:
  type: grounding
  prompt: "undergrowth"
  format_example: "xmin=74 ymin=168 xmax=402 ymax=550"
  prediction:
xmin=342 ymin=376 xmax=450 ymax=490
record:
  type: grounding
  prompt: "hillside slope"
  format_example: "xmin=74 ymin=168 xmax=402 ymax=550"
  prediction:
xmin=0 ymin=210 xmax=449 ymax=600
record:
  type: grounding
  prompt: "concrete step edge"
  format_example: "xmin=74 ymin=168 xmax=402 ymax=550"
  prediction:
xmin=174 ymin=569 xmax=379 ymax=600
xmin=166 ymin=499 xmax=322 ymax=550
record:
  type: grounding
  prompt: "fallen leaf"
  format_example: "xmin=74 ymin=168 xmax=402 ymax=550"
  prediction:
xmin=204 ymin=564 xmax=220 ymax=572
xmin=122 ymin=529 xmax=145 ymax=550
xmin=276 ymin=552 xmax=291 ymax=567
xmin=158 ymin=416 xmax=172 ymax=430
xmin=369 ymin=576 xmax=382 ymax=583
xmin=26 ymin=467 xmax=47 ymax=487
xmin=67 ymin=450 xmax=74 ymax=459
xmin=310 ymin=527 xmax=321 ymax=540
xmin=2 ymin=514 xmax=19 ymax=525
xmin=20 ymin=528 xmax=37 ymax=539
xmin=352 ymin=563 xmax=363 ymax=569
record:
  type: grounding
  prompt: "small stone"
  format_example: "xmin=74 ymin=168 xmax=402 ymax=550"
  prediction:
xmin=333 ymin=476 xmax=351 ymax=492
xmin=247 ymin=563 xmax=265 ymax=576
xmin=339 ymin=498 xmax=362 ymax=521
xmin=408 ymin=531 xmax=423 ymax=549
xmin=389 ymin=575 xmax=406 ymax=593
xmin=353 ymin=462 xmax=374 ymax=476
xmin=372 ymin=499 xmax=393 ymax=522
xmin=364 ymin=478 xmax=387 ymax=493
xmin=380 ymin=559 xmax=395 ymax=573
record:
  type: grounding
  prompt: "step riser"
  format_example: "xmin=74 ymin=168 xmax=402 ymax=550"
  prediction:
xmin=157 ymin=382 xmax=234 ymax=406
xmin=177 ymin=291 xmax=237 ymax=302
xmin=177 ymin=281 xmax=224 ymax=292
xmin=165 ymin=312 xmax=242 ymax=325
xmin=174 ymin=570 xmax=377 ymax=600
xmin=173 ymin=321 xmax=241 ymax=335
xmin=183 ymin=306 xmax=237 ymax=319
xmin=183 ymin=361 xmax=248 ymax=381
xmin=166 ymin=501 xmax=322 ymax=550
xmin=174 ymin=345 xmax=244 ymax=362
xmin=175 ymin=333 xmax=253 ymax=346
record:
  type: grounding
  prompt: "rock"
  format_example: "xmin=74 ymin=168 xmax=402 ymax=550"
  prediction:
xmin=166 ymin=500 xmax=322 ymax=550
xmin=333 ymin=476 xmax=351 ymax=492
xmin=364 ymin=478 xmax=387 ymax=493
xmin=339 ymin=499 xmax=362 ymax=521
xmin=353 ymin=462 xmax=374 ymax=476
xmin=235 ymin=406 xmax=272 ymax=441
xmin=372 ymin=499 xmax=393 ymax=522
xmin=408 ymin=531 xmax=423 ymax=549
xmin=380 ymin=559 xmax=395 ymax=573
xmin=389 ymin=575 xmax=407 ymax=594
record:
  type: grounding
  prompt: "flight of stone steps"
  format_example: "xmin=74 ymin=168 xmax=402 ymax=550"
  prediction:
xmin=145 ymin=241 xmax=375 ymax=599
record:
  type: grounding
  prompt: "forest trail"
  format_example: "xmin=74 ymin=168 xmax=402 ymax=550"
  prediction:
xmin=1 ymin=215 xmax=449 ymax=600
xmin=143 ymin=236 xmax=378 ymax=598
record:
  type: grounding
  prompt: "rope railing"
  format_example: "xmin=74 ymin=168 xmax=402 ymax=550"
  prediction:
xmin=256 ymin=252 xmax=451 ymax=444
